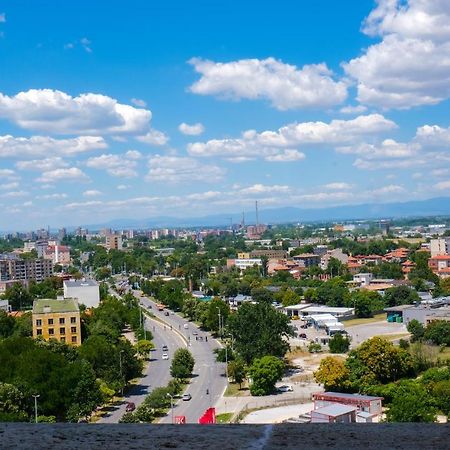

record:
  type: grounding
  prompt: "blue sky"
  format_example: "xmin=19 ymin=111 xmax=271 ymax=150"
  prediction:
xmin=0 ymin=0 xmax=449 ymax=230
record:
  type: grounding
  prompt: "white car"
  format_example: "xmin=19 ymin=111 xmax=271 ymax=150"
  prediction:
xmin=277 ymin=385 xmax=294 ymax=392
xmin=162 ymin=353 xmax=169 ymax=360
xmin=183 ymin=324 xmax=189 ymax=329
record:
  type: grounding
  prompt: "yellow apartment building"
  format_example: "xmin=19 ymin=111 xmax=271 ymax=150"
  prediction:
xmin=32 ymin=298 xmax=82 ymax=346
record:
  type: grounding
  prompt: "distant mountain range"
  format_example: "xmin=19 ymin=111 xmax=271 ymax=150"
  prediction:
xmin=80 ymin=196 xmax=450 ymax=230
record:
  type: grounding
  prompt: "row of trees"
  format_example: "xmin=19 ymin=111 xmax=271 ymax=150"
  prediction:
xmin=0 ymin=293 xmax=147 ymax=422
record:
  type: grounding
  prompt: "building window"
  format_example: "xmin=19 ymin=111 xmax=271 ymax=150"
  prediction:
xmin=60 ymin=337 xmax=66 ymax=343
xmin=71 ymin=336 xmax=77 ymax=343
xmin=70 ymin=317 xmax=76 ymax=324
xmin=36 ymin=319 xmax=42 ymax=327
xmin=59 ymin=327 xmax=65 ymax=335
xmin=48 ymin=328 xmax=54 ymax=335
xmin=48 ymin=318 xmax=54 ymax=325
xmin=71 ymin=327 xmax=77 ymax=334
xmin=59 ymin=317 xmax=65 ymax=325
xmin=36 ymin=329 xmax=42 ymax=335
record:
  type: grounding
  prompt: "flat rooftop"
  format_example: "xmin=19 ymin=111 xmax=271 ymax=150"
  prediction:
xmin=64 ymin=279 xmax=99 ymax=287
xmin=313 ymin=404 xmax=356 ymax=417
xmin=316 ymin=391 xmax=383 ymax=401
xmin=33 ymin=298 xmax=79 ymax=314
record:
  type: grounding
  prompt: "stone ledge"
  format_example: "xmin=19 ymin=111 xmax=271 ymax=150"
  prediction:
xmin=0 ymin=423 xmax=448 ymax=449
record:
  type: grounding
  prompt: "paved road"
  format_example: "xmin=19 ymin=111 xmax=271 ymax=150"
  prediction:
xmin=98 ymin=314 xmax=184 ymax=423
xmin=137 ymin=292 xmax=227 ymax=424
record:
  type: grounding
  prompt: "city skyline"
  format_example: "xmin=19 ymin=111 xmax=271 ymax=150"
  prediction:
xmin=1 ymin=0 xmax=450 ymax=229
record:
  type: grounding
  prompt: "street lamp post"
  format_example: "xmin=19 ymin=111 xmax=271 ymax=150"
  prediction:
xmin=32 ymin=394 xmax=40 ymax=423
xmin=167 ymin=393 xmax=174 ymax=424
xmin=119 ymin=350 xmax=125 ymax=396
xmin=216 ymin=307 xmax=221 ymax=338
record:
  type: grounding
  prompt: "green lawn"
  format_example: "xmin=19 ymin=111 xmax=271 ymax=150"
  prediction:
xmin=224 ymin=383 xmax=248 ymax=397
xmin=216 ymin=412 xmax=233 ymax=424
xmin=343 ymin=313 xmax=387 ymax=327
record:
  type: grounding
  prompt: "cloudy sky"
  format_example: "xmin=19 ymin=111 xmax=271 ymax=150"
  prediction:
xmin=1 ymin=0 xmax=450 ymax=230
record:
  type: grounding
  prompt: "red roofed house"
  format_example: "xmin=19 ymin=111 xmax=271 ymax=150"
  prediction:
xmin=428 ymin=255 xmax=450 ymax=278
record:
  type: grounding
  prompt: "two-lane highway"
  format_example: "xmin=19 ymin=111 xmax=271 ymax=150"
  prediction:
xmin=98 ymin=313 xmax=184 ymax=423
xmin=137 ymin=292 xmax=228 ymax=423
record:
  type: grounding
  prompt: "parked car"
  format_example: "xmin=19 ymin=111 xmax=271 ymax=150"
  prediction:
xmin=298 ymin=333 xmax=307 ymax=339
xmin=192 ymin=330 xmax=198 ymax=336
xmin=125 ymin=402 xmax=136 ymax=412
xmin=183 ymin=324 xmax=189 ymax=329
xmin=164 ymin=311 xmax=170 ymax=316
xmin=162 ymin=345 xmax=168 ymax=351
xmin=182 ymin=393 xmax=192 ymax=401
xmin=277 ymin=385 xmax=294 ymax=392
xmin=162 ymin=353 xmax=169 ymax=360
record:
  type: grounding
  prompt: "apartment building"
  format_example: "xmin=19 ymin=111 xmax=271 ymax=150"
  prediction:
xmin=430 ymin=238 xmax=450 ymax=257
xmin=32 ymin=298 xmax=81 ymax=346
xmin=0 ymin=254 xmax=53 ymax=283
xmin=105 ymin=233 xmax=123 ymax=250
xmin=44 ymin=245 xmax=71 ymax=265
xmin=428 ymin=255 xmax=450 ymax=278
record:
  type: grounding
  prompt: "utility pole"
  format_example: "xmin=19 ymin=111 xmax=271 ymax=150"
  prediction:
xmin=32 ymin=394 xmax=40 ymax=423
xmin=167 ymin=393 xmax=174 ymax=424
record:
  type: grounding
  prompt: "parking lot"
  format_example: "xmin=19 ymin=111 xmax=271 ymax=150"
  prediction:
xmin=289 ymin=318 xmax=408 ymax=349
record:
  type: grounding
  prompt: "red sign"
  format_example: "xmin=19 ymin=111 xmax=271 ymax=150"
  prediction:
xmin=198 ymin=408 xmax=216 ymax=424
xmin=174 ymin=416 xmax=186 ymax=424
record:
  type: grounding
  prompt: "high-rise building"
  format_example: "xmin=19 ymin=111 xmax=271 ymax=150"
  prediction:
xmin=430 ymin=238 xmax=450 ymax=257
xmin=105 ymin=233 xmax=123 ymax=250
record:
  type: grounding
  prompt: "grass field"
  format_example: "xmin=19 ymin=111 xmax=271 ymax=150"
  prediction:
xmin=224 ymin=383 xmax=248 ymax=397
xmin=215 ymin=413 xmax=233 ymax=423
xmin=343 ymin=313 xmax=387 ymax=327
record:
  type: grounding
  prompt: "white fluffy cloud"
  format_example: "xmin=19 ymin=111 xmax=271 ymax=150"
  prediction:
xmin=0 ymin=169 xmax=18 ymax=179
xmin=344 ymin=0 xmax=450 ymax=108
xmin=189 ymin=57 xmax=348 ymax=110
xmin=188 ymin=114 xmax=396 ymax=161
xmin=86 ymin=153 xmax=138 ymax=178
xmin=16 ymin=157 xmax=68 ymax=171
xmin=0 ymin=181 xmax=19 ymax=190
xmin=435 ymin=180 xmax=450 ymax=190
xmin=0 ymin=89 xmax=152 ymax=135
xmin=147 ymin=155 xmax=225 ymax=183
xmin=136 ymin=129 xmax=169 ymax=146
xmin=323 ymin=182 xmax=353 ymax=190
xmin=36 ymin=167 xmax=89 ymax=183
xmin=37 ymin=193 xmax=68 ymax=200
xmin=83 ymin=190 xmax=102 ymax=197
xmin=0 ymin=135 xmax=106 ymax=158
xmin=178 ymin=122 xmax=205 ymax=136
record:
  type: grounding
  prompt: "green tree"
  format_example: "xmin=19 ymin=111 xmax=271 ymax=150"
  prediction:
xmin=206 ymin=298 xmax=229 ymax=334
xmin=227 ymin=301 xmax=294 ymax=364
xmin=3 ymin=283 xmax=33 ymax=310
xmin=12 ymin=311 xmax=32 ymax=337
xmin=316 ymin=278 xmax=350 ymax=307
xmin=0 ymin=382 xmax=28 ymax=421
xmin=407 ymin=319 xmax=425 ymax=342
xmin=0 ymin=310 xmax=15 ymax=338
xmin=383 ymin=285 xmax=419 ymax=308
xmin=345 ymin=337 xmax=414 ymax=388
xmin=329 ymin=333 xmax=350 ymax=353
xmin=314 ymin=356 xmax=351 ymax=391
xmin=423 ymin=320 xmax=450 ymax=346
xmin=249 ymin=356 xmax=284 ymax=396
xmin=250 ymin=287 xmax=274 ymax=304
xmin=350 ymin=289 xmax=384 ymax=318
xmin=281 ymin=289 xmax=301 ymax=307
xmin=135 ymin=340 xmax=154 ymax=359
xmin=170 ymin=348 xmax=195 ymax=379
xmin=228 ymin=359 xmax=246 ymax=389
xmin=386 ymin=381 xmax=436 ymax=423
